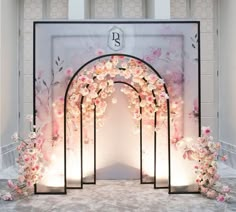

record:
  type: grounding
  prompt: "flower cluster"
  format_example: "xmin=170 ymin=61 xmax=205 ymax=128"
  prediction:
xmin=180 ymin=127 xmax=231 ymax=202
xmin=66 ymin=56 xmax=169 ymax=140
xmin=1 ymin=115 xmax=44 ymax=201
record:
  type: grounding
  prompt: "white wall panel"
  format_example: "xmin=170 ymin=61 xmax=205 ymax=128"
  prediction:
xmin=219 ymin=0 xmax=236 ymax=149
xmin=171 ymin=0 xmax=218 ymax=139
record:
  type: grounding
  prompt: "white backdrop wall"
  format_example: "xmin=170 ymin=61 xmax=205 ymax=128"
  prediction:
xmin=219 ymin=0 xmax=236 ymax=168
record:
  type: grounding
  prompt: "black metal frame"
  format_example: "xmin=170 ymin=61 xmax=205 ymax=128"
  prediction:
xmin=33 ymin=21 xmax=201 ymax=195
xmin=64 ymin=53 xmax=168 ymax=188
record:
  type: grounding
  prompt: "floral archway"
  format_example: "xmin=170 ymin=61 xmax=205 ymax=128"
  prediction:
xmin=64 ymin=54 xmax=170 ymax=189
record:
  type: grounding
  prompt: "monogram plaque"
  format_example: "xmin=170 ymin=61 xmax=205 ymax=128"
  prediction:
xmin=108 ymin=26 xmax=124 ymax=51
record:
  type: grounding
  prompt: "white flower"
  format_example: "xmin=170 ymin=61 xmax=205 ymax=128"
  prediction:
xmin=105 ymin=61 xmax=112 ymax=69
xmin=11 ymin=132 xmax=18 ymax=142
xmin=28 ymin=132 xmax=37 ymax=139
xmin=111 ymin=98 xmax=117 ymax=104
xmin=158 ymin=79 xmax=165 ymax=85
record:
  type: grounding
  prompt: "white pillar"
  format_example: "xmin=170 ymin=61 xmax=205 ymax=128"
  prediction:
xmin=154 ymin=0 xmax=171 ymax=19
xmin=68 ymin=0 xmax=85 ymax=19
xmin=0 ymin=0 xmax=2 ymax=170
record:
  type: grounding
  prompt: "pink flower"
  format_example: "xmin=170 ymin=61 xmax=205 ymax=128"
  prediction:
xmin=153 ymin=48 xmax=162 ymax=57
xmin=183 ymin=150 xmax=195 ymax=160
xmin=95 ymin=49 xmax=105 ymax=56
xmin=18 ymin=175 xmax=25 ymax=183
xmin=207 ymin=167 xmax=216 ymax=175
xmin=146 ymin=95 xmax=154 ymax=104
xmin=2 ymin=192 xmax=13 ymax=201
xmin=58 ymin=96 xmax=64 ymax=102
xmin=221 ymin=155 xmax=228 ymax=161
xmin=101 ymin=92 xmax=107 ymax=99
xmin=133 ymin=68 xmax=143 ymax=76
xmin=94 ymin=98 xmax=101 ymax=105
xmin=216 ymin=194 xmax=225 ymax=202
xmin=202 ymin=126 xmax=211 ymax=136
xmin=147 ymin=74 xmax=158 ymax=84
xmin=144 ymin=55 xmax=154 ymax=62
xmin=222 ymin=186 xmax=231 ymax=193
xmin=206 ymin=190 xmax=217 ymax=198
xmin=80 ymin=87 xmax=89 ymax=96
xmin=214 ymin=174 xmax=220 ymax=181
xmin=65 ymin=68 xmax=73 ymax=78
xmin=78 ymin=75 xmax=88 ymax=83
xmin=7 ymin=180 xmax=15 ymax=189
xmin=160 ymin=92 xmax=169 ymax=100
xmin=215 ymin=142 xmax=221 ymax=149
xmin=200 ymin=186 xmax=209 ymax=193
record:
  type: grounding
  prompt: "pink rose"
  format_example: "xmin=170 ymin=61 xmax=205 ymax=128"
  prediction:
xmin=216 ymin=194 xmax=225 ymax=202
xmin=146 ymin=95 xmax=154 ymax=104
xmin=206 ymin=190 xmax=217 ymax=198
xmin=2 ymin=193 xmax=13 ymax=201
xmin=78 ymin=75 xmax=88 ymax=83
xmin=202 ymin=126 xmax=211 ymax=136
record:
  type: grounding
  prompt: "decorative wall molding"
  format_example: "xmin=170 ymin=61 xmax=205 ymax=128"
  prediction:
xmin=219 ymin=140 xmax=236 ymax=169
xmin=0 ymin=142 xmax=17 ymax=170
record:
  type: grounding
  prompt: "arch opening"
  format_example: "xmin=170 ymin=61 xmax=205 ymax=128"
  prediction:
xmin=64 ymin=54 xmax=170 ymax=189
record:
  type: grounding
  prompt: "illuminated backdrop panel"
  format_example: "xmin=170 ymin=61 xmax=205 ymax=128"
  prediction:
xmin=34 ymin=21 xmax=200 ymax=194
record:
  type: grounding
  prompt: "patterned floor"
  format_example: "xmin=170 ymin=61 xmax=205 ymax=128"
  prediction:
xmin=0 ymin=179 xmax=236 ymax=212
xmin=0 ymin=163 xmax=236 ymax=212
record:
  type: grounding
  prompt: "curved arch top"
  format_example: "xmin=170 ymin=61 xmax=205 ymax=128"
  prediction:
xmin=64 ymin=53 xmax=170 ymax=102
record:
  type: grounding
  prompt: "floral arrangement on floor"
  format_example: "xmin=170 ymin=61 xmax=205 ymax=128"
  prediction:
xmin=179 ymin=126 xmax=231 ymax=202
xmin=0 ymin=115 xmax=44 ymax=201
